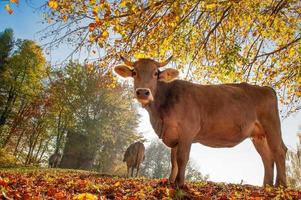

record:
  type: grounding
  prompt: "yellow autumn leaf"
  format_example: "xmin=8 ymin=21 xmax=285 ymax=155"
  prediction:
xmin=4 ymin=4 xmax=13 ymax=14
xmin=48 ymin=0 xmax=58 ymax=10
xmin=205 ymin=3 xmax=216 ymax=9
xmin=89 ymin=0 xmax=96 ymax=6
xmin=134 ymin=52 xmax=146 ymax=58
xmin=100 ymin=3 xmax=105 ymax=10
xmin=73 ymin=193 xmax=98 ymax=200
xmin=102 ymin=30 xmax=109 ymax=39
xmin=92 ymin=5 xmax=99 ymax=14
xmin=120 ymin=0 xmax=126 ymax=8
xmin=114 ymin=181 xmax=120 ymax=187
xmin=10 ymin=0 xmax=19 ymax=4
xmin=289 ymin=48 xmax=295 ymax=57
xmin=95 ymin=16 xmax=101 ymax=24
xmin=62 ymin=15 xmax=68 ymax=22
xmin=113 ymin=24 xmax=121 ymax=32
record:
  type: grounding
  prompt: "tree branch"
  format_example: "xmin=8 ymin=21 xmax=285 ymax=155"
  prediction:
xmin=202 ymin=5 xmax=232 ymax=49
xmin=256 ymin=35 xmax=301 ymax=59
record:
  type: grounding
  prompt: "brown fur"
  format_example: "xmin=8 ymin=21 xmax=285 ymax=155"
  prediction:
xmin=48 ymin=153 xmax=61 ymax=168
xmin=115 ymin=58 xmax=287 ymax=187
xmin=123 ymin=142 xmax=145 ymax=177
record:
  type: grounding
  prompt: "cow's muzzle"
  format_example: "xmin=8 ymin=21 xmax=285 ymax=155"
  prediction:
xmin=135 ymin=88 xmax=154 ymax=107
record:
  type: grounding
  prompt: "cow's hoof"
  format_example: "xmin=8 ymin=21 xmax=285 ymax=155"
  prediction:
xmin=275 ymin=182 xmax=287 ymax=188
xmin=168 ymin=178 xmax=175 ymax=185
xmin=174 ymin=181 xmax=185 ymax=189
xmin=174 ymin=184 xmax=189 ymax=191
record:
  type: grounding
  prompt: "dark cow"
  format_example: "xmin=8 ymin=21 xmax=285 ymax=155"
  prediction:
xmin=114 ymin=56 xmax=287 ymax=187
xmin=48 ymin=152 xmax=61 ymax=168
xmin=123 ymin=141 xmax=145 ymax=177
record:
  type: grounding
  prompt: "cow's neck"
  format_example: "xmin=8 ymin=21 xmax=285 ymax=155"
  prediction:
xmin=146 ymin=81 xmax=171 ymax=115
xmin=145 ymin=81 xmax=172 ymax=138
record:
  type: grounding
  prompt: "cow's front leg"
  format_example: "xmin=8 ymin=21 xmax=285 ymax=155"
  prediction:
xmin=131 ymin=167 xmax=134 ymax=177
xmin=126 ymin=166 xmax=130 ymax=177
xmin=175 ymin=141 xmax=192 ymax=187
xmin=169 ymin=146 xmax=178 ymax=184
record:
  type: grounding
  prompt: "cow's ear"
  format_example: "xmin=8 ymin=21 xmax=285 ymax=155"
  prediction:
xmin=159 ymin=68 xmax=179 ymax=82
xmin=114 ymin=65 xmax=133 ymax=78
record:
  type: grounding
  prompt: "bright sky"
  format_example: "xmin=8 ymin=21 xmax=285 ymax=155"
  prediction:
xmin=1 ymin=1 xmax=300 ymax=186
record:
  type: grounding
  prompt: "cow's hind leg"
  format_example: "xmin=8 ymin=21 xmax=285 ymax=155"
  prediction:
xmin=169 ymin=147 xmax=178 ymax=184
xmin=175 ymin=141 xmax=191 ymax=187
xmin=126 ymin=166 xmax=130 ymax=178
xmin=251 ymin=135 xmax=274 ymax=186
xmin=131 ymin=167 xmax=134 ymax=177
xmin=136 ymin=164 xmax=140 ymax=177
xmin=261 ymin=119 xmax=287 ymax=187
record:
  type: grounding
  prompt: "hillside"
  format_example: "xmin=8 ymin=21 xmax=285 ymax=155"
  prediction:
xmin=0 ymin=169 xmax=300 ymax=199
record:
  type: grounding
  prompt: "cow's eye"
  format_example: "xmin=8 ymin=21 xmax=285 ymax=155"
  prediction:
xmin=132 ymin=70 xmax=137 ymax=77
xmin=154 ymin=71 xmax=158 ymax=77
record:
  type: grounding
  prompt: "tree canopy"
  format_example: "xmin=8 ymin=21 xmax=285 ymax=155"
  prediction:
xmin=0 ymin=28 xmax=13 ymax=69
xmin=44 ymin=0 xmax=301 ymax=116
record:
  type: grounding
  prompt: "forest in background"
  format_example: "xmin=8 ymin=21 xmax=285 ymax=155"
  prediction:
xmin=0 ymin=28 xmax=140 ymax=173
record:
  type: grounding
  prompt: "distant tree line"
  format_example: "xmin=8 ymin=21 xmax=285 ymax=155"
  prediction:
xmin=0 ymin=28 xmax=141 ymax=174
xmin=140 ymin=139 xmax=209 ymax=182
xmin=286 ymin=130 xmax=301 ymax=189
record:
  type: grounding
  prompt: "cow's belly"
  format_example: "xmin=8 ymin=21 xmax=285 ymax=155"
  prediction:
xmin=195 ymin=135 xmax=248 ymax=148
xmin=194 ymin=121 xmax=256 ymax=148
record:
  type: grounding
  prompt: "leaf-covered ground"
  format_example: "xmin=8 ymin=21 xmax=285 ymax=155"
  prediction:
xmin=0 ymin=169 xmax=300 ymax=200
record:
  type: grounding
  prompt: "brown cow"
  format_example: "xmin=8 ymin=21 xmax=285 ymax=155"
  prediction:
xmin=114 ymin=56 xmax=287 ymax=187
xmin=123 ymin=141 xmax=145 ymax=177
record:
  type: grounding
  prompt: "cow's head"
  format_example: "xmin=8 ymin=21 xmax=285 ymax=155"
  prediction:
xmin=114 ymin=56 xmax=179 ymax=107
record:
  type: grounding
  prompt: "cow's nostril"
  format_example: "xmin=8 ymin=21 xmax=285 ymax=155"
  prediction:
xmin=145 ymin=91 xmax=150 ymax=96
xmin=136 ymin=90 xmax=140 ymax=96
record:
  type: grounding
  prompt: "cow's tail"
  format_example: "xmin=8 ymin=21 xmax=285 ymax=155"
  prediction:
xmin=264 ymin=86 xmax=287 ymax=151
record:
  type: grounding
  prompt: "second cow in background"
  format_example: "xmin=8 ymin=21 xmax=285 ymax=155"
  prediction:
xmin=48 ymin=152 xmax=61 ymax=168
xmin=123 ymin=141 xmax=145 ymax=177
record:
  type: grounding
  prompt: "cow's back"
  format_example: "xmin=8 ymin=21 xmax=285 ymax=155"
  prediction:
xmin=226 ymin=83 xmax=279 ymax=118
xmin=124 ymin=142 xmax=145 ymax=168
xmin=168 ymin=81 xmax=278 ymax=120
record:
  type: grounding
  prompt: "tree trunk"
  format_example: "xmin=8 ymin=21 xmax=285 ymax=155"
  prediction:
xmin=38 ymin=138 xmax=51 ymax=163
xmin=0 ymin=88 xmax=15 ymax=127
xmin=4 ymin=101 xmax=28 ymax=149
xmin=60 ymin=130 xmax=96 ymax=170
xmin=0 ymin=88 xmax=17 ymax=147
xmin=25 ymin=122 xmax=42 ymax=165
xmin=13 ymin=129 xmax=25 ymax=156
xmin=34 ymin=138 xmax=44 ymax=162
